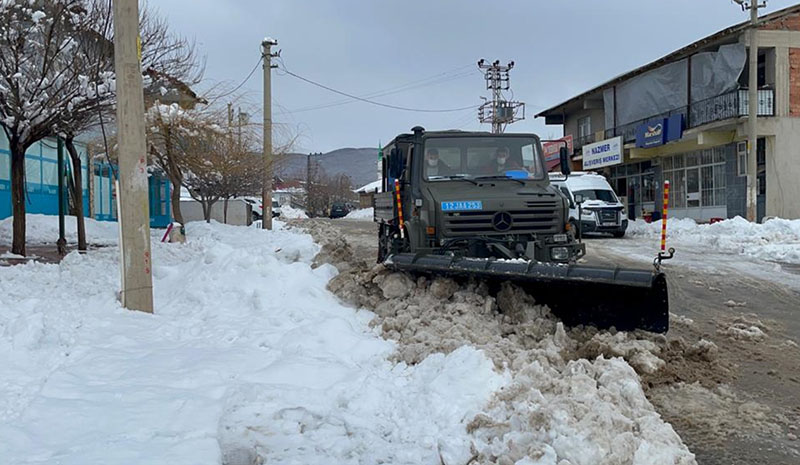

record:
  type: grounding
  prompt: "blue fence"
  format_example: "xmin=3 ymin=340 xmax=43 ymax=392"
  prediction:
xmin=0 ymin=136 xmax=89 ymax=220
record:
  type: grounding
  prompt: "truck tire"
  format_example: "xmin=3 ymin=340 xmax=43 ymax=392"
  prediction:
xmin=570 ymin=219 xmax=581 ymax=240
xmin=613 ymin=230 xmax=626 ymax=238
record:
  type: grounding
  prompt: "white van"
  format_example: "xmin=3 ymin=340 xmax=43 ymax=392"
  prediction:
xmin=549 ymin=172 xmax=628 ymax=238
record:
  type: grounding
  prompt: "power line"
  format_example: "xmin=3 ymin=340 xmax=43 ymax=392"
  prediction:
xmin=212 ymin=57 xmax=264 ymax=100
xmin=277 ymin=60 xmax=480 ymax=113
xmin=286 ymin=65 xmax=476 ymax=113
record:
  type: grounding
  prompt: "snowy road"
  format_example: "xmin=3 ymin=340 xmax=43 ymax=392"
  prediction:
xmin=313 ymin=217 xmax=800 ymax=465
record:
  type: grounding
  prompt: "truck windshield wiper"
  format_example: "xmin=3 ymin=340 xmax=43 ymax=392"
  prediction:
xmin=473 ymin=175 xmax=526 ymax=186
xmin=428 ymin=175 xmax=478 ymax=185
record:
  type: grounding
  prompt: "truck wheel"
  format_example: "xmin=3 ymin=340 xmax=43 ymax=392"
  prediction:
xmin=613 ymin=230 xmax=625 ymax=238
xmin=570 ymin=220 xmax=581 ymax=240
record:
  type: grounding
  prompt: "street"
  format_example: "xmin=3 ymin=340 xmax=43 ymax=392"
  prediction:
xmin=305 ymin=217 xmax=800 ymax=465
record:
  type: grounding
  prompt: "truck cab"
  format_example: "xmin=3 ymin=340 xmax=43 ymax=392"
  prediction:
xmin=374 ymin=127 xmax=584 ymax=263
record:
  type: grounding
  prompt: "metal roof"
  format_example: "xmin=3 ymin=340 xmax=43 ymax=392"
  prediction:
xmin=535 ymin=4 xmax=800 ymax=118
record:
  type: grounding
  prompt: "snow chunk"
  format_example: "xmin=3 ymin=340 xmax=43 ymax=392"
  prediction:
xmin=31 ymin=10 xmax=46 ymax=24
xmin=344 ymin=207 xmax=373 ymax=220
xmin=280 ymin=205 xmax=308 ymax=219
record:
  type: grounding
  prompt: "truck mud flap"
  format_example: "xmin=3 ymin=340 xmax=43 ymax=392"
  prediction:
xmin=385 ymin=253 xmax=669 ymax=333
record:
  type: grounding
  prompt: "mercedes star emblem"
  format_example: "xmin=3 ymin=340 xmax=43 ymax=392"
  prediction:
xmin=492 ymin=211 xmax=513 ymax=232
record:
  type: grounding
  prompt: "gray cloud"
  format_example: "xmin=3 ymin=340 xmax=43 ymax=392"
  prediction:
xmin=156 ymin=0 xmax=796 ymax=152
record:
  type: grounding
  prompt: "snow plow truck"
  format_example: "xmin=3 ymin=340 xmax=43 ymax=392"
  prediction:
xmin=373 ymin=127 xmax=671 ymax=333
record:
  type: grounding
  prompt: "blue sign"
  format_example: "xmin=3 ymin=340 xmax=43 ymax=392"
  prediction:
xmin=441 ymin=201 xmax=483 ymax=211
xmin=636 ymin=119 xmax=666 ymax=148
xmin=666 ymin=114 xmax=684 ymax=142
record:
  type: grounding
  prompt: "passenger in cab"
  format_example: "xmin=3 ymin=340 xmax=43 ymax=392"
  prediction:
xmin=480 ymin=147 xmax=523 ymax=175
xmin=424 ymin=148 xmax=455 ymax=177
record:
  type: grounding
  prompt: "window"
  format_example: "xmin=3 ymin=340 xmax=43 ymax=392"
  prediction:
xmin=424 ymin=136 xmax=545 ymax=181
xmin=737 ymin=142 xmax=747 ymax=177
xmin=578 ymin=116 xmax=592 ymax=139
xmin=574 ymin=189 xmax=618 ymax=202
xmin=0 ymin=153 xmax=9 ymax=181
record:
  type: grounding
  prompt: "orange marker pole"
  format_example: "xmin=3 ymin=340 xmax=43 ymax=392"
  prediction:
xmin=394 ymin=179 xmax=404 ymax=238
xmin=661 ymin=180 xmax=669 ymax=252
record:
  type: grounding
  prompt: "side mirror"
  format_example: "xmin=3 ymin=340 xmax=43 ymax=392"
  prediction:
xmin=388 ymin=148 xmax=402 ymax=179
xmin=574 ymin=193 xmax=584 ymax=205
xmin=559 ymin=146 xmax=571 ymax=176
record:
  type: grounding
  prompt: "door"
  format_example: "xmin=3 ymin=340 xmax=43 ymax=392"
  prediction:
xmin=686 ymin=168 xmax=700 ymax=208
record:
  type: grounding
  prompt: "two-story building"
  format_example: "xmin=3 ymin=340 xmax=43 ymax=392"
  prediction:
xmin=537 ymin=5 xmax=800 ymax=222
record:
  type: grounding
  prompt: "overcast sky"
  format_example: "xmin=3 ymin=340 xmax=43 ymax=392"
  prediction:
xmin=156 ymin=0 xmax=797 ymax=153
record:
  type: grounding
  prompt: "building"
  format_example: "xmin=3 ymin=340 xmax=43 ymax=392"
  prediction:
xmin=1 ymin=133 xmax=172 ymax=229
xmin=537 ymin=5 xmax=800 ymax=222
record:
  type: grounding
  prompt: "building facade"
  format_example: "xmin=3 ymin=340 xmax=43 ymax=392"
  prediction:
xmin=537 ymin=5 xmax=800 ymax=222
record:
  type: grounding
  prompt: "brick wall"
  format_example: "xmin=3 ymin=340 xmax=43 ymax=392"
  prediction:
xmin=790 ymin=48 xmax=800 ymax=116
xmin=760 ymin=13 xmax=800 ymax=31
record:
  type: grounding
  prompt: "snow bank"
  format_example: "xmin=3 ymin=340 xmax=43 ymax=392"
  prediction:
xmin=627 ymin=216 xmax=800 ymax=263
xmin=0 ymin=214 xmax=119 ymax=246
xmin=279 ymin=205 xmax=308 ymax=219
xmin=344 ymin=207 xmax=374 ymax=220
xmin=327 ymin=264 xmax=697 ymax=465
xmin=0 ymin=222 xmax=503 ymax=464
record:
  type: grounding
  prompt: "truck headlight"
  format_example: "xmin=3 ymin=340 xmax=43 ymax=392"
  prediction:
xmin=551 ymin=246 xmax=570 ymax=261
xmin=582 ymin=210 xmax=596 ymax=218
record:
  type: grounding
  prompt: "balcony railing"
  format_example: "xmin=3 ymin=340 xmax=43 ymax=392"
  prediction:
xmin=574 ymin=133 xmax=595 ymax=149
xmin=603 ymin=88 xmax=775 ymax=144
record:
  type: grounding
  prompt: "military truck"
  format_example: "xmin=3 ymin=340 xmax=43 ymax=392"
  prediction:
xmin=373 ymin=127 xmax=671 ymax=333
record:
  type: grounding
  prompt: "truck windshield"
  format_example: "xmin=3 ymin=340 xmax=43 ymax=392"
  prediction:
xmin=574 ymin=189 xmax=618 ymax=203
xmin=422 ymin=136 xmax=545 ymax=181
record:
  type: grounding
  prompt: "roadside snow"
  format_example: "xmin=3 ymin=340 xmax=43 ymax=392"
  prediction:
xmin=627 ymin=216 xmax=800 ymax=264
xmin=344 ymin=207 xmax=374 ymax=220
xmin=280 ymin=205 xmax=308 ymax=219
xmin=0 ymin=214 xmax=119 ymax=246
xmin=0 ymin=221 xmax=503 ymax=464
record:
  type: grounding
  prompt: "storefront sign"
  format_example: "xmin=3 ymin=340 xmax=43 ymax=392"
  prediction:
xmin=666 ymin=114 xmax=684 ymax=142
xmin=583 ymin=136 xmax=622 ymax=170
xmin=542 ymin=135 xmax=573 ymax=162
xmin=635 ymin=114 xmax=684 ymax=148
xmin=636 ymin=119 xmax=666 ymax=148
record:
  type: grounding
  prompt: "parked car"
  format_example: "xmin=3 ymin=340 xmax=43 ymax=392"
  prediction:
xmin=329 ymin=201 xmax=350 ymax=219
xmin=549 ymin=172 xmax=628 ymax=238
xmin=242 ymin=197 xmax=281 ymax=220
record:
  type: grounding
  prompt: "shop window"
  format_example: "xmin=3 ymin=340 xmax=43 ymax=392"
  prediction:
xmin=642 ymin=173 xmax=655 ymax=203
xmin=662 ymin=157 xmax=673 ymax=171
xmin=673 ymin=155 xmax=684 ymax=169
xmin=616 ymin=178 xmax=627 ymax=197
xmin=686 ymin=152 xmax=700 ymax=167
xmin=713 ymin=146 xmax=727 ymax=164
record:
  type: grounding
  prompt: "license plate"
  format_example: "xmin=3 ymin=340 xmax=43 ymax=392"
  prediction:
xmin=441 ymin=201 xmax=483 ymax=211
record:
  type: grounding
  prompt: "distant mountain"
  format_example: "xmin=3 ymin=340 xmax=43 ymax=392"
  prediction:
xmin=276 ymin=147 xmax=379 ymax=188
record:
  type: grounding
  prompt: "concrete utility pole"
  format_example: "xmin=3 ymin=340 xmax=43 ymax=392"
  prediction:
xmin=477 ymin=59 xmax=525 ymax=133
xmin=113 ymin=0 xmax=154 ymax=312
xmin=261 ymin=38 xmax=279 ymax=230
xmin=735 ymin=0 xmax=765 ymax=222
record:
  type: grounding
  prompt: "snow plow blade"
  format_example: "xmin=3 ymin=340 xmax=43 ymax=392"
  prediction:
xmin=385 ymin=253 xmax=669 ymax=333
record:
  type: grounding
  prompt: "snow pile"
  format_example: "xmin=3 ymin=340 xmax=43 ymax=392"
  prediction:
xmin=328 ymin=268 xmax=697 ymax=464
xmin=0 ymin=222 xmax=504 ymax=464
xmin=717 ymin=315 xmax=769 ymax=342
xmin=626 ymin=216 xmax=800 ymax=263
xmin=344 ymin=207 xmax=374 ymax=220
xmin=279 ymin=205 xmax=308 ymax=219
xmin=0 ymin=214 xmax=119 ymax=246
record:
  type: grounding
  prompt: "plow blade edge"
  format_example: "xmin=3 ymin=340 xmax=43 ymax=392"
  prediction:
xmin=385 ymin=253 xmax=669 ymax=333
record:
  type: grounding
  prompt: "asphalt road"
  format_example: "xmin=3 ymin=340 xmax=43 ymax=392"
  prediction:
xmin=309 ymin=217 xmax=800 ymax=464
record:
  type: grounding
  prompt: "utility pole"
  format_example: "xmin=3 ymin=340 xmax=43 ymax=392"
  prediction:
xmin=735 ymin=0 xmax=765 ymax=222
xmin=113 ymin=0 xmax=154 ymax=312
xmin=477 ymin=59 xmax=525 ymax=133
xmin=261 ymin=38 xmax=279 ymax=230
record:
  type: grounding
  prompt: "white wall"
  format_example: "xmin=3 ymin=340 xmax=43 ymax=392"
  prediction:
xmin=179 ymin=199 xmax=252 ymax=226
xmin=767 ymin=118 xmax=800 ymax=219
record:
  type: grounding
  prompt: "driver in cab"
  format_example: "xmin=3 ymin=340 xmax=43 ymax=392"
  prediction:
xmin=481 ymin=147 xmax=523 ymax=175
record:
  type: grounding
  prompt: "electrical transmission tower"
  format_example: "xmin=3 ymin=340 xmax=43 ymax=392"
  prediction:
xmin=477 ymin=59 xmax=525 ymax=133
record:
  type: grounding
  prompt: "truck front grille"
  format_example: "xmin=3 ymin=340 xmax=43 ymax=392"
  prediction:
xmin=443 ymin=201 xmax=560 ymax=236
xmin=599 ymin=209 xmax=619 ymax=223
